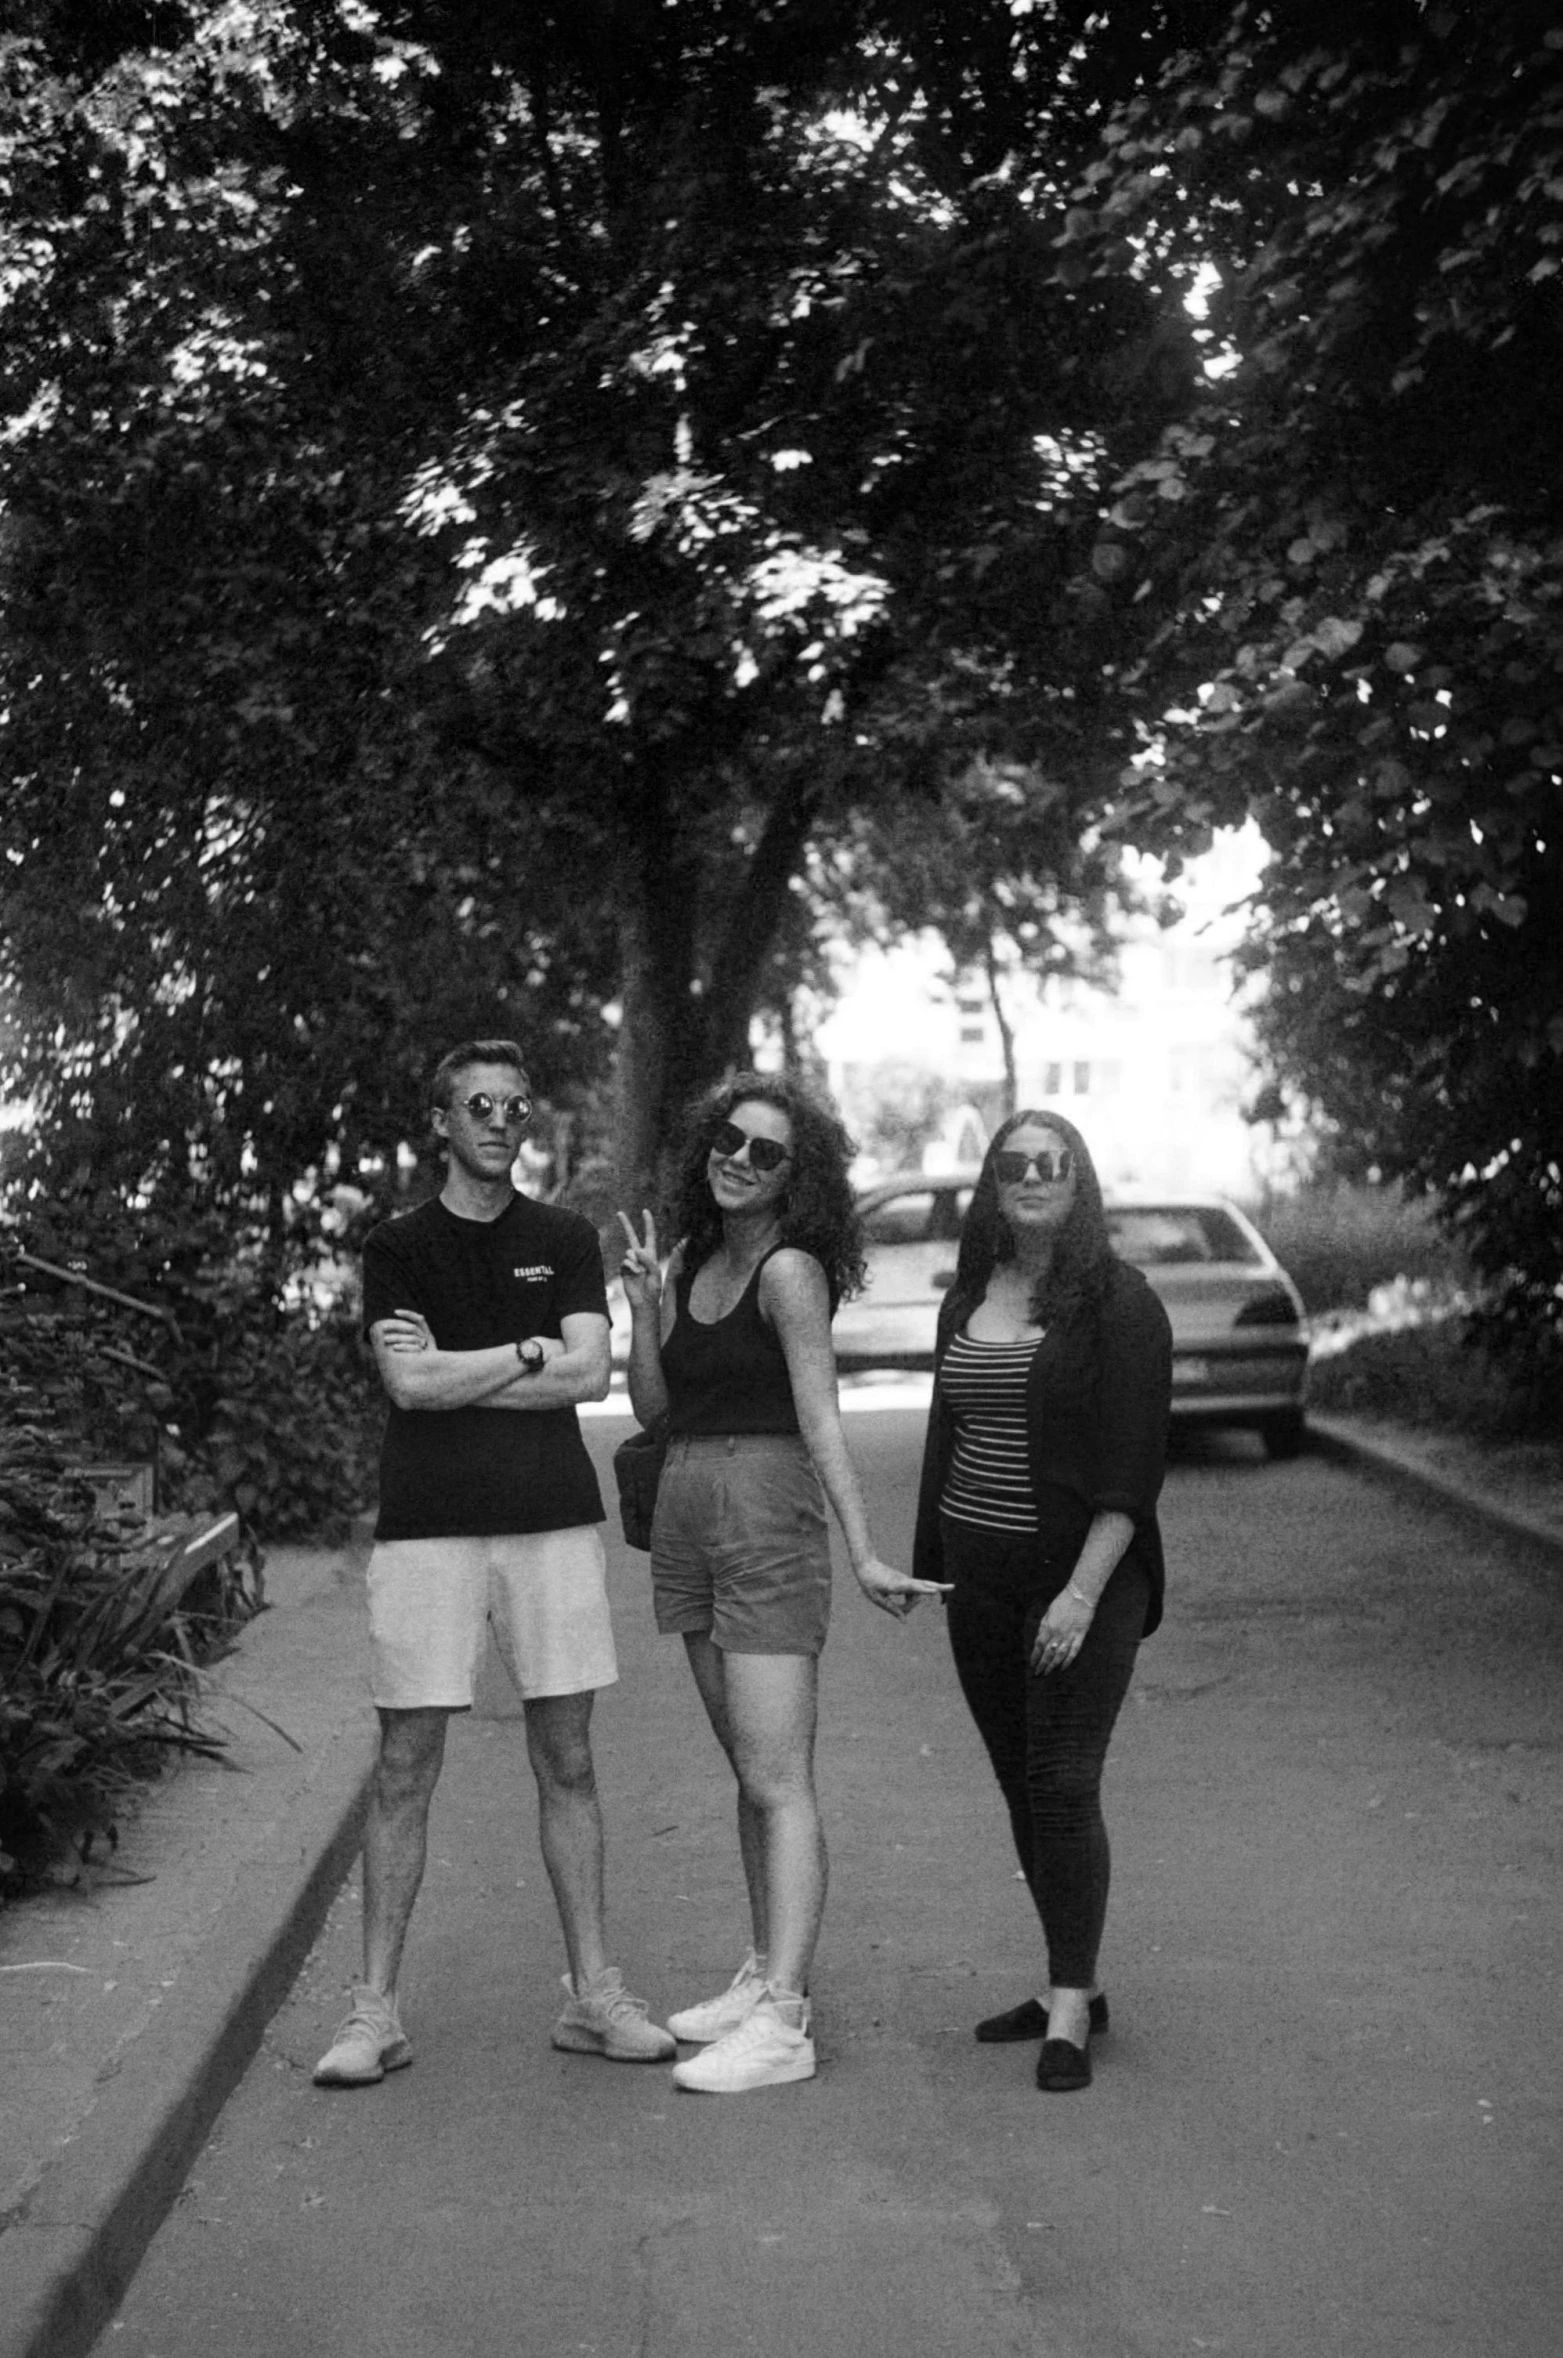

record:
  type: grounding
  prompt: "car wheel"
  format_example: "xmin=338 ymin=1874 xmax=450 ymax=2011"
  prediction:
xmin=1259 ymin=1410 xmax=1306 ymax=1461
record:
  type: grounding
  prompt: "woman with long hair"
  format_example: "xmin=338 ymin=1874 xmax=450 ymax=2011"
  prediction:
xmin=619 ymin=1071 xmax=945 ymax=2094
xmin=912 ymin=1109 xmax=1171 ymax=2092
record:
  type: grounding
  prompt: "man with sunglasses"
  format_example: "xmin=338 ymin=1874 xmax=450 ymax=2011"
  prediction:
xmin=315 ymin=1038 xmax=674 ymax=2087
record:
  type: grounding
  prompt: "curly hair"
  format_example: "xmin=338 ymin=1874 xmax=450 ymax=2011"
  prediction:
xmin=948 ymin=1108 xmax=1115 ymax=1332
xmin=667 ymin=1070 xmax=867 ymax=1311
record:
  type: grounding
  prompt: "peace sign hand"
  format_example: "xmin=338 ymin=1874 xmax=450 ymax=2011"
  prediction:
xmin=615 ymin=1209 xmax=663 ymax=1313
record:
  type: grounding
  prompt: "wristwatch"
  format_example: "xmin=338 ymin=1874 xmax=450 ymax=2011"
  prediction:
xmin=515 ymin=1338 xmax=546 ymax=1376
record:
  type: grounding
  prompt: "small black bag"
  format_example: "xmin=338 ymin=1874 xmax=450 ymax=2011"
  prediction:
xmin=612 ymin=1419 xmax=669 ymax=1551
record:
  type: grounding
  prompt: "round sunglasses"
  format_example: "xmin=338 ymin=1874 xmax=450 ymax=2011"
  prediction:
xmin=455 ymin=1091 xmax=532 ymax=1127
xmin=709 ymin=1119 xmax=792 ymax=1174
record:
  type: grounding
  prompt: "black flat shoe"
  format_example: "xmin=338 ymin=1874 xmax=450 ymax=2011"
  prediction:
xmin=1036 ymin=2036 xmax=1092 ymax=2092
xmin=975 ymin=1993 xmax=1110 ymax=2044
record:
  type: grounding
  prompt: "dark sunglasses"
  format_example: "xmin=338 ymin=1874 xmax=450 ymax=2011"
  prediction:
xmin=993 ymin=1147 xmax=1074 ymax=1185
xmin=710 ymin=1119 xmax=791 ymax=1174
xmin=457 ymin=1091 xmax=532 ymax=1126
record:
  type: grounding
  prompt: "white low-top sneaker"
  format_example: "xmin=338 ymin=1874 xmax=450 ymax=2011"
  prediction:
xmin=552 ymin=1966 xmax=677 ymax=2061
xmin=667 ymin=1949 xmax=768 ymax=2044
xmin=313 ymin=1984 xmax=412 ymax=2087
xmin=671 ymin=1993 xmax=815 ymax=2094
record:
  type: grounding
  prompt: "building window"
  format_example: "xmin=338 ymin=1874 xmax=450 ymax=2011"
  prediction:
xmin=1041 ymin=1062 xmax=1062 ymax=1097
xmin=1073 ymin=1061 xmax=1091 ymax=1095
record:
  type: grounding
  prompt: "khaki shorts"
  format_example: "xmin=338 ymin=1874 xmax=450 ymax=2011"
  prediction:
xmin=366 ymin=1527 xmax=618 ymax=1709
xmin=651 ymin=1433 xmax=832 ymax=1657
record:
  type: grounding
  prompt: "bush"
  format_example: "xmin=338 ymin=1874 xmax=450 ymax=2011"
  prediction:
xmin=1307 ymin=1315 xmax=1563 ymax=1444
xmin=2 ymin=1216 xmax=380 ymax=1548
xmin=0 ymin=1334 xmax=262 ymax=1899
xmin=1246 ymin=1183 xmax=1467 ymax=1315
xmin=0 ymin=1218 xmax=378 ymax=1897
xmin=162 ymin=1309 xmax=381 ymax=1545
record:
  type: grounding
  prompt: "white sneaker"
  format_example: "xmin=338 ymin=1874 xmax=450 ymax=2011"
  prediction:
xmin=313 ymin=1984 xmax=412 ymax=2087
xmin=551 ymin=1967 xmax=677 ymax=2062
xmin=667 ymin=1949 xmax=768 ymax=2044
xmin=671 ymin=1992 xmax=815 ymax=2094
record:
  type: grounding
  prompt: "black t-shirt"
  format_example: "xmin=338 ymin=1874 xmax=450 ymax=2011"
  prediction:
xmin=362 ymin=1193 xmax=609 ymax=1541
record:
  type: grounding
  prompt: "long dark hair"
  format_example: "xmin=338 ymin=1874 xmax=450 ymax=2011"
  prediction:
xmin=949 ymin=1108 xmax=1115 ymax=1331
xmin=668 ymin=1071 xmax=867 ymax=1311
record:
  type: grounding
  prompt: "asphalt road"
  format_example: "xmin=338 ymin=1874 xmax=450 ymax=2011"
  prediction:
xmin=94 ymin=1407 xmax=1563 ymax=2358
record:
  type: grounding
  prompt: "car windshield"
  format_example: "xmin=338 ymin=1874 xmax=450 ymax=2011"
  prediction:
xmin=1107 ymin=1206 xmax=1264 ymax=1267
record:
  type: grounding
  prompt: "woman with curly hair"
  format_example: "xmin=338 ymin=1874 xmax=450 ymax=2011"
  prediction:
xmin=619 ymin=1071 xmax=945 ymax=2094
xmin=913 ymin=1109 xmax=1172 ymax=2093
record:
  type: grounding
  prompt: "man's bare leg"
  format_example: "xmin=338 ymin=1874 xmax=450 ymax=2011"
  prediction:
xmin=362 ymin=1706 xmax=449 ymax=2002
xmin=524 ymin=1689 xmax=608 ymax=1989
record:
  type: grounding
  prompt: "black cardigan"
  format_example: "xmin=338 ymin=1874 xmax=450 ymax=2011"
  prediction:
xmin=911 ymin=1258 xmax=1173 ymax=1636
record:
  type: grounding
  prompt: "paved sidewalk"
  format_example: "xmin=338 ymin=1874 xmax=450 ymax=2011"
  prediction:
xmin=0 ymin=1538 xmax=378 ymax=2358
xmin=1 ymin=1406 xmax=1558 ymax=2358
xmin=1308 ymin=1412 xmax=1563 ymax=1561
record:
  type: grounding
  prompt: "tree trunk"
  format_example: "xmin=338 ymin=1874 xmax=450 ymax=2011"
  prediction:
xmin=983 ymin=936 xmax=1018 ymax=1119
xmin=608 ymin=770 xmax=823 ymax=1210
xmin=612 ymin=895 xmax=672 ymax=1220
xmin=610 ymin=785 xmax=698 ymax=1214
xmin=695 ymin=774 xmax=821 ymax=1077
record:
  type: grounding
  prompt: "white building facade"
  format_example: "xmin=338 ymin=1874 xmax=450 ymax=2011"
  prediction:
xmin=816 ymin=829 xmax=1270 ymax=1196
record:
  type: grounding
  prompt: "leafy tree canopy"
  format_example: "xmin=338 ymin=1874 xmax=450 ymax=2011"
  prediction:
xmin=1 ymin=0 xmax=1192 ymax=1240
xmin=7 ymin=0 xmax=1559 ymax=1371
xmin=1066 ymin=0 xmax=1563 ymax=1351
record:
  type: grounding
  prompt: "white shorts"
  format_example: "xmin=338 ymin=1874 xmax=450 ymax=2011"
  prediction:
xmin=366 ymin=1527 xmax=618 ymax=1709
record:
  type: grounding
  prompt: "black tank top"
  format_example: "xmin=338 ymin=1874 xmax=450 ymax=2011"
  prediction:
xmin=661 ymin=1245 xmax=800 ymax=1435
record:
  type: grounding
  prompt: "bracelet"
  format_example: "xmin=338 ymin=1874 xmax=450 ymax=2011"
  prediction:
xmin=1066 ymin=1581 xmax=1096 ymax=1609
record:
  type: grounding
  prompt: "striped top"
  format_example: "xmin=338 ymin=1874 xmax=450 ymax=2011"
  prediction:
xmin=937 ymin=1330 xmax=1042 ymax=1533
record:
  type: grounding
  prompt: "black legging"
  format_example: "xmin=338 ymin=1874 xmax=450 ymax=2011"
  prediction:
xmin=943 ymin=1512 xmax=1149 ymax=1991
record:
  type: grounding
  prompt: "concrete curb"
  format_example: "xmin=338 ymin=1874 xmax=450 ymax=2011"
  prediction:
xmin=1 ymin=1693 xmax=376 ymax=2358
xmin=1307 ymin=1413 xmax=1563 ymax=1573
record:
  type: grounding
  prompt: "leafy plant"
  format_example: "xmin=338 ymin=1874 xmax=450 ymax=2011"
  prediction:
xmin=0 ymin=1352 xmax=262 ymax=1901
xmin=176 ymin=1310 xmax=382 ymax=1545
xmin=3 ymin=1201 xmax=382 ymax=1546
xmin=0 ymin=1203 xmax=380 ymax=1896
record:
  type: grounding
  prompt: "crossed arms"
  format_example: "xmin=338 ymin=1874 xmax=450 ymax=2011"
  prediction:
xmin=370 ymin=1310 xmax=611 ymax=1413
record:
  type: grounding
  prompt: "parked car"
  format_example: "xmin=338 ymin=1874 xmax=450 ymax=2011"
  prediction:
xmin=835 ymin=1173 xmax=1310 ymax=1458
xmin=834 ymin=1173 xmax=975 ymax=1371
